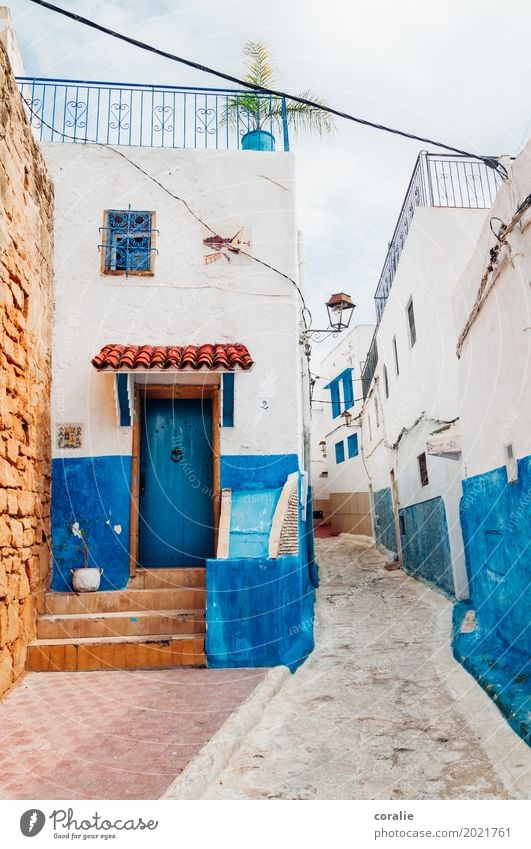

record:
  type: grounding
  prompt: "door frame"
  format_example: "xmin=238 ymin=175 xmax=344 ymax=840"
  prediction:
xmin=129 ymin=382 xmax=220 ymax=576
xmin=389 ymin=468 xmax=403 ymax=564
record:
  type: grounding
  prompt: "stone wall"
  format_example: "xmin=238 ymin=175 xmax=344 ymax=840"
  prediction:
xmin=0 ymin=40 xmax=53 ymax=697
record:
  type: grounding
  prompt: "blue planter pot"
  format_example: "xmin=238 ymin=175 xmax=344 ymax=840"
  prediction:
xmin=241 ymin=130 xmax=276 ymax=151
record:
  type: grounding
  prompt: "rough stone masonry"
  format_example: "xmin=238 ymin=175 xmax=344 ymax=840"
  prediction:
xmin=0 ymin=39 xmax=53 ymax=697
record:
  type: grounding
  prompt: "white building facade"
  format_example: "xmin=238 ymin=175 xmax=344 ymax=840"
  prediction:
xmin=360 ymin=152 xmax=500 ymax=597
xmin=19 ymin=75 xmax=316 ymax=670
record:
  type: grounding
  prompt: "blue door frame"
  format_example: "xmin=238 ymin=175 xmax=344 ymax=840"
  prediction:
xmin=136 ymin=390 xmax=216 ymax=568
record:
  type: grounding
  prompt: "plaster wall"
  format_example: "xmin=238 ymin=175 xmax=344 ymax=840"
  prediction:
xmin=43 ymin=143 xmax=304 ymax=464
xmin=360 ymin=207 xmax=488 ymax=597
xmin=452 ymin=143 xmax=531 ymax=479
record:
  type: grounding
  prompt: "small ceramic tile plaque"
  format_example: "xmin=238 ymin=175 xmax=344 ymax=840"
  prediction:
xmin=56 ymin=423 xmax=83 ymax=450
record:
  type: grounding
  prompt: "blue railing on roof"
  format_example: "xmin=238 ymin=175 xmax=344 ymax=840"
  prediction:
xmin=373 ymin=151 xmax=501 ymax=323
xmin=16 ymin=77 xmax=290 ymax=152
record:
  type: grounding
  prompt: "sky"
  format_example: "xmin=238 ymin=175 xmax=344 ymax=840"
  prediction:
xmin=9 ymin=0 xmax=531 ymax=364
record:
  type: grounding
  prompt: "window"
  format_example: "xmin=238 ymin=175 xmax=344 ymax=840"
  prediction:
xmin=374 ymin=397 xmax=380 ymax=428
xmin=393 ymin=336 xmax=399 ymax=375
xmin=407 ymin=297 xmax=417 ymax=347
xmin=347 ymin=433 xmax=359 ymax=458
xmin=418 ymin=452 xmax=429 ymax=486
xmin=101 ymin=209 xmax=156 ymax=275
xmin=383 ymin=364 xmax=389 ymax=399
xmin=325 ymin=368 xmax=354 ymax=419
xmin=335 ymin=441 xmax=345 ymax=463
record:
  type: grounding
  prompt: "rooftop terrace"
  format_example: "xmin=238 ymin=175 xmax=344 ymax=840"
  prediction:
xmin=17 ymin=76 xmax=291 ymax=152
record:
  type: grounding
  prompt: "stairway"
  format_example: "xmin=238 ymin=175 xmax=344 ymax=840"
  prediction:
xmin=26 ymin=568 xmax=206 ymax=672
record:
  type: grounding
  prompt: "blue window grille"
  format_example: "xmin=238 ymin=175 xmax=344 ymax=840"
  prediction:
xmin=335 ymin=441 xmax=345 ymax=464
xmin=347 ymin=433 xmax=359 ymax=458
xmin=100 ymin=208 xmax=157 ymax=275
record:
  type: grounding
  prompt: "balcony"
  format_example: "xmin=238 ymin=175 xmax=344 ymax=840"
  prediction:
xmin=373 ymin=152 xmax=501 ymax=322
xmin=17 ymin=77 xmax=290 ymax=152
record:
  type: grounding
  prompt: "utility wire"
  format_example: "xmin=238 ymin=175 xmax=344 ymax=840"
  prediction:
xmin=20 ymin=94 xmax=312 ymax=327
xmin=26 ymin=0 xmax=506 ymax=176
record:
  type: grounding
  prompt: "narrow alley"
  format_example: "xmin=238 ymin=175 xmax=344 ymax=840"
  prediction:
xmin=166 ymin=535 xmax=531 ymax=800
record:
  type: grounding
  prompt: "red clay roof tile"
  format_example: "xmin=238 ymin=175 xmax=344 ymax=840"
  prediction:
xmin=91 ymin=343 xmax=254 ymax=371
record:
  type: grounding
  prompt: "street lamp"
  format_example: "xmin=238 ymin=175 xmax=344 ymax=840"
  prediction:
xmin=325 ymin=293 xmax=356 ymax=333
xmin=302 ymin=293 xmax=356 ymax=344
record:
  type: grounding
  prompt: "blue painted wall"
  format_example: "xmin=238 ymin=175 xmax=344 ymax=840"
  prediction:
xmin=399 ymin=496 xmax=454 ymax=597
xmin=220 ymin=454 xmax=299 ymax=490
xmin=207 ymin=457 xmax=316 ymax=670
xmin=206 ymin=552 xmax=315 ymax=671
xmin=229 ymin=487 xmax=282 ymax=558
xmin=373 ymin=487 xmax=397 ymax=555
xmin=51 ymin=456 xmax=132 ymax=591
xmin=454 ymin=454 xmax=531 ymax=744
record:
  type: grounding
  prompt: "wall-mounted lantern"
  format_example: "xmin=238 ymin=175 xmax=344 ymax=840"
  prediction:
xmin=325 ymin=293 xmax=356 ymax=333
xmin=341 ymin=410 xmax=353 ymax=427
xmin=302 ymin=292 xmax=356 ymax=346
xmin=319 ymin=440 xmax=327 ymax=458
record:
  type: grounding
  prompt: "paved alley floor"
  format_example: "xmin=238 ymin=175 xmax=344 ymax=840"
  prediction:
xmin=166 ymin=535 xmax=531 ymax=800
xmin=0 ymin=667 xmax=266 ymax=799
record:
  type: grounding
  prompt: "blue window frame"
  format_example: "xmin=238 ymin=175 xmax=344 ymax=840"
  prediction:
xmin=335 ymin=441 xmax=345 ymax=463
xmin=347 ymin=433 xmax=359 ymax=458
xmin=330 ymin=382 xmax=341 ymax=418
xmin=102 ymin=208 xmax=156 ymax=275
xmin=325 ymin=368 xmax=354 ymax=419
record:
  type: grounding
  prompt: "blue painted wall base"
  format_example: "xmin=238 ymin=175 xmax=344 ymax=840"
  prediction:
xmin=455 ymin=454 xmax=531 ymax=745
xmin=399 ymin=496 xmax=454 ymax=598
xmin=453 ymin=602 xmax=531 ymax=746
xmin=206 ymin=458 xmax=316 ymax=671
xmin=206 ymin=553 xmax=315 ymax=671
xmin=51 ymin=456 xmax=131 ymax=591
xmin=373 ymin=487 xmax=397 ymax=555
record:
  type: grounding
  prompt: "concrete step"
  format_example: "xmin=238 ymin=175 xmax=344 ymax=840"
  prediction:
xmin=37 ymin=609 xmax=206 ymax=640
xmin=43 ymin=587 xmax=205 ymax=615
xmin=26 ymin=634 xmax=206 ymax=671
xmin=128 ymin=567 xmax=205 ymax=590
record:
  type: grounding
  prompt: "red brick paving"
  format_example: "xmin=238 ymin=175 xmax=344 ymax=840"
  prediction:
xmin=0 ymin=668 xmax=267 ymax=800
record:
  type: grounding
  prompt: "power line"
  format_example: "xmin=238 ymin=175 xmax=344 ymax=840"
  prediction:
xmin=26 ymin=0 xmax=506 ymax=176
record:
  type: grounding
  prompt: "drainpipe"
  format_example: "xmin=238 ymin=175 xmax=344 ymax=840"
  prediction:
xmin=297 ymin=230 xmax=318 ymax=586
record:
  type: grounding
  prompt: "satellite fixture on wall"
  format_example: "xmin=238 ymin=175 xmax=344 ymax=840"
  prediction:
xmin=203 ymin=228 xmax=250 ymax=264
xmin=505 ymin=442 xmax=518 ymax=483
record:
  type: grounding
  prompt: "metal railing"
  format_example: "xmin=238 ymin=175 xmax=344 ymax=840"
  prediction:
xmin=17 ymin=77 xmax=290 ymax=152
xmin=361 ymin=331 xmax=378 ymax=400
xmin=374 ymin=152 xmax=501 ymax=322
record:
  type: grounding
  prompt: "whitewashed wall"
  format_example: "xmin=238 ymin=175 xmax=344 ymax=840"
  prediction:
xmin=319 ymin=324 xmax=374 ymax=494
xmin=452 ymin=142 xmax=531 ymax=478
xmin=361 ymin=207 xmax=488 ymax=597
xmin=44 ymin=144 xmax=305 ymax=464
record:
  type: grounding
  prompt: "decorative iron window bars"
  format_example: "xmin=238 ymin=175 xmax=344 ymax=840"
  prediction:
xmin=99 ymin=209 xmax=158 ymax=276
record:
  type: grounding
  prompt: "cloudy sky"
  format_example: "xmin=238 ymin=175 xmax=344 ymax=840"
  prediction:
xmin=10 ymin=0 xmax=531 ymax=362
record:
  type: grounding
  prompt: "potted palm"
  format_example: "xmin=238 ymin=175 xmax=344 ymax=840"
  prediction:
xmin=226 ymin=40 xmax=333 ymax=151
xmin=70 ymin=521 xmax=103 ymax=592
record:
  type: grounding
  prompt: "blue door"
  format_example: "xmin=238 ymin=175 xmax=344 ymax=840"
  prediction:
xmin=138 ymin=398 xmax=214 ymax=567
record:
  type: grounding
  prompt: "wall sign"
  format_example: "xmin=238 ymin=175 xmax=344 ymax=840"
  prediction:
xmin=203 ymin=228 xmax=250 ymax=264
xmin=57 ymin=424 xmax=83 ymax=450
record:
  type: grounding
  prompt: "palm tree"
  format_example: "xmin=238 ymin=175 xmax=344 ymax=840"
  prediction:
xmin=226 ymin=41 xmax=333 ymax=147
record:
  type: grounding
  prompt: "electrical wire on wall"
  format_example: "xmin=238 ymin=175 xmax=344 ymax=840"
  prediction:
xmin=19 ymin=97 xmax=312 ymax=330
